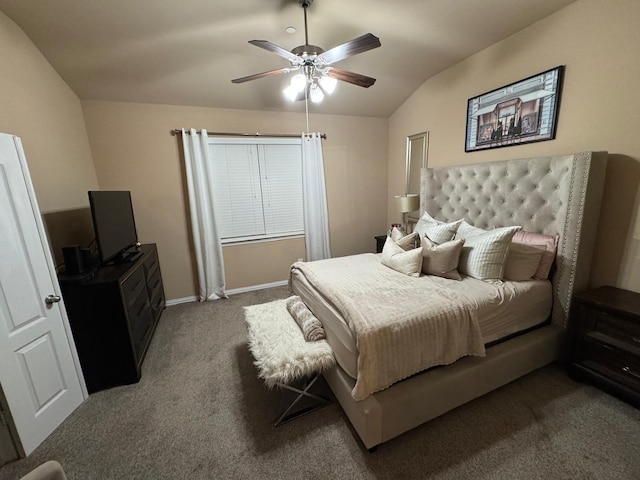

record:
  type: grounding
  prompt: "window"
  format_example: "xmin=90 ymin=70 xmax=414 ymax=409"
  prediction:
xmin=208 ymin=137 xmax=304 ymax=243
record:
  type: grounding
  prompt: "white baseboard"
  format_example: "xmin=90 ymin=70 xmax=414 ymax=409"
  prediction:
xmin=226 ymin=279 xmax=288 ymax=295
xmin=165 ymin=280 xmax=288 ymax=306
xmin=165 ymin=295 xmax=198 ymax=306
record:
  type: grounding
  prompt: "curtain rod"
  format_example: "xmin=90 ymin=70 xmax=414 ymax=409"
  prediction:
xmin=171 ymin=129 xmax=326 ymax=139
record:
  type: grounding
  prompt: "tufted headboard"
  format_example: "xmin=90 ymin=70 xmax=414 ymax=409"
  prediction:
xmin=420 ymin=151 xmax=607 ymax=328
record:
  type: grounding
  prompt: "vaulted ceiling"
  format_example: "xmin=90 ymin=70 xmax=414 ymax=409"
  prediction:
xmin=0 ymin=0 xmax=576 ymax=117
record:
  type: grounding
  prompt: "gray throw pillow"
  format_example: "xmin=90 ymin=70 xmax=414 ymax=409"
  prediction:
xmin=420 ymin=236 xmax=464 ymax=280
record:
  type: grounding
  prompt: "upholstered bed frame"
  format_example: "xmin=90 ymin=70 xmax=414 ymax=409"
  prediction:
xmin=321 ymin=151 xmax=608 ymax=450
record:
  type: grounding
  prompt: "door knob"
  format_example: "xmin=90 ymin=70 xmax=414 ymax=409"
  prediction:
xmin=45 ymin=294 xmax=61 ymax=304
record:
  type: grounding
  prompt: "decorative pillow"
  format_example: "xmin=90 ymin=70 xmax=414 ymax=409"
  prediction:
xmin=511 ymin=231 xmax=559 ymax=280
xmin=455 ymin=220 xmax=484 ymax=238
xmin=390 ymin=227 xmax=418 ymax=251
xmin=390 ymin=226 xmax=404 ymax=240
xmin=418 ymin=220 xmax=463 ymax=245
xmin=414 ymin=210 xmax=443 ymax=231
xmin=381 ymin=237 xmax=423 ymax=277
xmin=456 ymin=222 xmax=522 ymax=280
xmin=285 ymin=296 xmax=326 ymax=342
xmin=420 ymin=236 xmax=464 ymax=280
xmin=503 ymin=243 xmax=546 ymax=282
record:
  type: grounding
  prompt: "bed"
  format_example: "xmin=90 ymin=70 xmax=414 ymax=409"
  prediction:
xmin=290 ymin=151 xmax=608 ymax=450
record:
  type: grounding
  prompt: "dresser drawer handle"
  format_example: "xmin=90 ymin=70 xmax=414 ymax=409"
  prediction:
xmin=130 ymin=279 xmax=143 ymax=292
xmin=136 ymin=302 xmax=149 ymax=317
xmin=622 ymin=366 xmax=640 ymax=380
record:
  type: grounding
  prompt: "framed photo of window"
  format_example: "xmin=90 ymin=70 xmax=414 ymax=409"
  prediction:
xmin=465 ymin=65 xmax=565 ymax=152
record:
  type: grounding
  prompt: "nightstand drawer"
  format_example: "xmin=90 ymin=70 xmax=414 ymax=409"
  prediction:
xmin=582 ymin=338 xmax=640 ymax=392
xmin=568 ymin=286 xmax=640 ymax=408
xmin=587 ymin=309 xmax=640 ymax=348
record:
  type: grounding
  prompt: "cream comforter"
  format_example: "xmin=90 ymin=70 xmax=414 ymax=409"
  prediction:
xmin=289 ymin=254 xmax=486 ymax=401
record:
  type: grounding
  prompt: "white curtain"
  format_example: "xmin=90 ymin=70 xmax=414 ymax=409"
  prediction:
xmin=181 ymin=128 xmax=228 ymax=301
xmin=301 ymin=133 xmax=331 ymax=261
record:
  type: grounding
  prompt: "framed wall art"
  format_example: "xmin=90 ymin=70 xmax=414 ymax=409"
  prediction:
xmin=465 ymin=65 xmax=565 ymax=152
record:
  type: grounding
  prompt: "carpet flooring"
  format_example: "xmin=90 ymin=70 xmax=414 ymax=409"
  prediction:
xmin=1 ymin=286 xmax=639 ymax=480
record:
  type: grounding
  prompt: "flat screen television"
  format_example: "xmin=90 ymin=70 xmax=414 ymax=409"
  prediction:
xmin=88 ymin=190 xmax=139 ymax=265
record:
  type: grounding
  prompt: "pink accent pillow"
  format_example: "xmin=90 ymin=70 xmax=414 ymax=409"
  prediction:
xmin=511 ymin=231 xmax=559 ymax=280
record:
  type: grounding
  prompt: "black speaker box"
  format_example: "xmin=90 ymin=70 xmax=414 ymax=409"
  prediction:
xmin=81 ymin=247 xmax=97 ymax=271
xmin=62 ymin=245 xmax=87 ymax=275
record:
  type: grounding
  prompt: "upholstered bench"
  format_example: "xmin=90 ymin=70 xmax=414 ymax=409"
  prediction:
xmin=244 ymin=297 xmax=335 ymax=426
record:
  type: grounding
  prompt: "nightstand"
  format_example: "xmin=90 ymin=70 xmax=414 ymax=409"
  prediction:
xmin=375 ymin=235 xmax=387 ymax=253
xmin=566 ymin=286 xmax=640 ymax=408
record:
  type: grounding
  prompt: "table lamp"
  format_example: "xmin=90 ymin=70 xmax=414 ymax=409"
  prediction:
xmin=394 ymin=194 xmax=420 ymax=234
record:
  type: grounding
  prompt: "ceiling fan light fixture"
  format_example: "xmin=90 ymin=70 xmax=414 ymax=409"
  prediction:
xmin=319 ymin=75 xmax=337 ymax=94
xmin=283 ymin=84 xmax=299 ymax=101
xmin=290 ymin=73 xmax=307 ymax=92
xmin=309 ymin=83 xmax=324 ymax=103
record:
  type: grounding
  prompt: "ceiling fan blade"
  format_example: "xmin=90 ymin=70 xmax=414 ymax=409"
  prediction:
xmin=231 ymin=68 xmax=291 ymax=84
xmin=319 ymin=33 xmax=381 ymax=65
xmin=248 ymin=40 xmax=301 ymax=64
xmin=326 ymin=67 xmax=376 ymax=88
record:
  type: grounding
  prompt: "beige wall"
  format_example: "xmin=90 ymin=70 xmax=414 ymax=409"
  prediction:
xmin=9 ymin=0 xmax=638 ymax=298
xmin=0 ymin=12 xmax=98 ymax=213
xmin=81 ymin=100 xmax=388 ymax=300
xmin=388 ymin=0 xmax=640 ymax=293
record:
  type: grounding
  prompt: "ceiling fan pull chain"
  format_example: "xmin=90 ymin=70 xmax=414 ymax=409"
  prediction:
xmin=305 ymin=88 xmax=310 ymax=137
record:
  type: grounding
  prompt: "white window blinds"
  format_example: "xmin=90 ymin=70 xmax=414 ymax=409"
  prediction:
xmin=208 ymin=137 xmax=304 ymax=243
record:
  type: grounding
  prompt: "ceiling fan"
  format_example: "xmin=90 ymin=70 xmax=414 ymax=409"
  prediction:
xmin=231 ymin=0 xmax=381 ymax=103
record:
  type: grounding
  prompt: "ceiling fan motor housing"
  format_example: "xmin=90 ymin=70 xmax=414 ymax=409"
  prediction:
xmin=291 ymin=44 xmax=325 ymax=65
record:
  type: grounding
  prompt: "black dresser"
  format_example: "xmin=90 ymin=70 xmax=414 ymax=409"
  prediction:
xmin=59 ymin=244 xmax=165 ymax=393
xmin=566 ymin=285 xmax=640 ymax=408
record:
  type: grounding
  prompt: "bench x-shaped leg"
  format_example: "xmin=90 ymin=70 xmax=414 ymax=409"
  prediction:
xmin=273 ymin=374 xmax=332 ymax=427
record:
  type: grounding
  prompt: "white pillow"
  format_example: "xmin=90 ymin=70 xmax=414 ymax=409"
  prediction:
xmin=414 ymin=212 xmax=463 ymax=244
xmin=390 ymin=226 xmax=405 ymax=240
xmin=455 ymin=221 xmax=521 ymax=280
xmin=503 ymin=243 xmax=546 ymax=281
xmin=381 ymin=237 xmax=423 ymax=277
xmin=455 ymin=220 xmax=485 ymax=238
xmin=414 ymin=210 xmax=442 ymax=229
xmin=419 ymin=220 xmax=462 ymax=244
xmin=414 ymin=210 xmax=449 ymax=232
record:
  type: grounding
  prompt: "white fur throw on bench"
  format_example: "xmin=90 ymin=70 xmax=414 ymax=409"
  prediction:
xmin=244 ymin=298 xmax=336 ymax=388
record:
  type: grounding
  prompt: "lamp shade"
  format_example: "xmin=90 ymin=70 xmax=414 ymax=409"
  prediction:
xmin=395 ymin=194 xmax=420 ymax=213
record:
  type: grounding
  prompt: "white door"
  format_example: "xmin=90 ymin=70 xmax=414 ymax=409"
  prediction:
xmin=0 ymin=133 xmax=86 ymax=456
